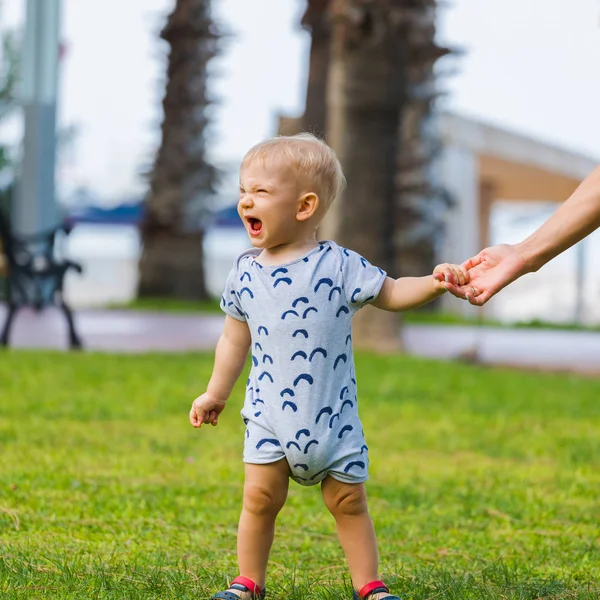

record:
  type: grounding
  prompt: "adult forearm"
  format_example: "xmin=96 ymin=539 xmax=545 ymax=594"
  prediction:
xmin=516 ymin=166 xmax=600 ymax=273
xmin=206 ymin=333 xmax=250 ymax=401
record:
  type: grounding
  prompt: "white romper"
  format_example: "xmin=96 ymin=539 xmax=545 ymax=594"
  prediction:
xmin=221 ymin=241 xmax=387 ymax=486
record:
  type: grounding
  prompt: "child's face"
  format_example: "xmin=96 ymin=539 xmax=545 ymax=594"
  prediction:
xmin=238 ymin=158 xmax=307 ymax=249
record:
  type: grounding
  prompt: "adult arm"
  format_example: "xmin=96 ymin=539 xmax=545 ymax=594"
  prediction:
xmin=446 ymin=165 xmax=600 ymax=305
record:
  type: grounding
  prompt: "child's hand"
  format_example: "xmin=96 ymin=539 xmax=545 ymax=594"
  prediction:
xmin=432 ymin=263 xmax=469 ymax=292
xmin=189 ymin=393 xmax=227 ymax=428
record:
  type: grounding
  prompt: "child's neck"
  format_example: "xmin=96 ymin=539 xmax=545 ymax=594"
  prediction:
xmin=257 ymin=238 xmax=320 ymax=266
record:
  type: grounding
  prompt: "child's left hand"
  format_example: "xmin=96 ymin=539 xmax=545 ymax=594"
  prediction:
xmin=432 ymin=263 xmax=469 ymax=292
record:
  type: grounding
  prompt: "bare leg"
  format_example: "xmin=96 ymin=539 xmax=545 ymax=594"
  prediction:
xmin=321 ymin=476 xmax=391 ymax=599
xmin=229 ymin=458 xmax=289 ymax=598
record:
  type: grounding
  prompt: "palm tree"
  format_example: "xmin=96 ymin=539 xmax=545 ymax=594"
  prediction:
xmin=393 ymin=1 xmax=453 ymax=281
xmin=137 ymin=0 xmax=219 ymax=300
xmin=0 ymin=20 xmax=20 ymax=216
xmin=301 ymin=0 xmax=332 ymax=139
xmin=321 ymin=0 xmax=451 ymax=350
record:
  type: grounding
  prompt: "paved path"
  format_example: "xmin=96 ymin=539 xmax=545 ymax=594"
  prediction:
xmin=3 ymin=306 xmax=600 ymax=374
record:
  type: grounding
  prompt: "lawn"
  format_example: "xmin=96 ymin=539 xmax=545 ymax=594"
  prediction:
xmin=0 ymin=351 xmax=599 ymax=599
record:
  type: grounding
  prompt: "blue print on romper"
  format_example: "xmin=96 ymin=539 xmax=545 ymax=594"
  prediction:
xmin=282 ymin=309 xmax=299 ymax=320
xmin=293 ymin=373 xmax=314 ymax=387
xmin=314 ymin=278 xmax=333 ymax=292
xmin=316 ymin=406 xmax=333 ymax=424
xmin=292 ymin=329 xmax=309 ymax=338
xmin=350 ymin=288 xmax=362 ymax=303
xmin=309 ymin=348 xmax=327 ymax=361
xmin=304 ymin=439 xmax=319 ymax=453
xmin=282 ymin=400 xmax=297 ymax=412
xmin=295 ymin=428 xmax=310 ymax=440
xmin=272 ymin=267 xmax=292 ymax=288
xmin=238 ymin=287 xmax=254 ymax=299
xmin=341 ymin=399 xmax=354 ymax=413
xmin=338 ymin=425 xmax=353 ymax=439
xmin=292 ymin=296 xmax=309 ymax=307
xmin=344 ymin=460 xmax=365 ymax=473
xmin=256 ymin=438 xmax=281 ymax=450
xmin=258 ymin=370 xmax=274 ymax=383
xmin=333 ymin=354 xmax=348 ymax=370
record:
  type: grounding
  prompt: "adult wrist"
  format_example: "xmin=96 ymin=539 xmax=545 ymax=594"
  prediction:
xmin=514 ymin=239 xmax=545 ymax=274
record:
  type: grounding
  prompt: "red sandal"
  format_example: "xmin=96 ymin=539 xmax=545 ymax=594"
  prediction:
xmin=353 ymin=580 xmax=401 ymax=600
xmin=210 ymin=576 xmax=266 ymax=600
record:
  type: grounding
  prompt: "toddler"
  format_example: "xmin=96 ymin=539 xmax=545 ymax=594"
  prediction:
xmin=190 ymin=134 xmax=468 ymax=600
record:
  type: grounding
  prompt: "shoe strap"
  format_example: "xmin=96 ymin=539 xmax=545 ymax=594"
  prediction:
xmin=231 ymin=576 xmax=264 ymax=597
xmin=358 ymin=580 xmax=389 ymax=598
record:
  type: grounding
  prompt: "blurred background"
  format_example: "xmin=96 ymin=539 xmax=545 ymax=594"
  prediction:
xmin=1 ymin=0 xmax=599 ymax=339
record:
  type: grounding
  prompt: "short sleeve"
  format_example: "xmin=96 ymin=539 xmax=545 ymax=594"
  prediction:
xmin=340 ymin=247 xmax=387 ymax=311
xmin=220 ymin=264 xmax=247 ymax=322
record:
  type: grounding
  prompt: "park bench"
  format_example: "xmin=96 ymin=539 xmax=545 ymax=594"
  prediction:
xmin=0 ymin=209 xmax=84 ymax=349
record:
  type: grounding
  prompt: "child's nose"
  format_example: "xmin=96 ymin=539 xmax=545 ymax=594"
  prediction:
xmin=239 ymin=193 xmax=254 ymax=209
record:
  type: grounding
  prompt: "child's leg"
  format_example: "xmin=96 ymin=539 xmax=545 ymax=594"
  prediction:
xmin=234 ymin=458 xmax=290 ymax=596
xmin=321 ymin=476 xmax=391 ymax=599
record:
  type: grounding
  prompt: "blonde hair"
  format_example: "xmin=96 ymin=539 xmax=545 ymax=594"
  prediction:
xmin=241 ymin=133 xmax=346 ymax=211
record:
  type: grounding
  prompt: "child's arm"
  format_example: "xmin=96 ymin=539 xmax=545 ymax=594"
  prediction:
xmin=372 ymin=263 xmax=469 ymax=312
xmin=189 ymin=315 xmax=251 ymax=428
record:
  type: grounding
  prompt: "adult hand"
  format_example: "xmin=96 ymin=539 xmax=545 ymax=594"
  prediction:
xmin=443 ymin=244 xmax=529 ymax=306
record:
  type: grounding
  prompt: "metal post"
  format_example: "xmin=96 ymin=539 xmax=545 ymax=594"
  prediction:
xmin=574 ymin=240 xmax=586 ymax=324
xmin=14 ymin=0 xmax=61 ymax=234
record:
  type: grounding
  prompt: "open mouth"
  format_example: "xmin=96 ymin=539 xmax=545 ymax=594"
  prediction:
xmin=247 ymin=217 xmax=263 ymax=236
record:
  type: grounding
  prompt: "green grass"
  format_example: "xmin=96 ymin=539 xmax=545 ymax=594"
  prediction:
xmin=403 ymin=310 xmax=600 ymax=332
xmin=106 ymin=296 xmax=222 ymax=314
xmin=1 ymin=351 xmax=599 ymax=599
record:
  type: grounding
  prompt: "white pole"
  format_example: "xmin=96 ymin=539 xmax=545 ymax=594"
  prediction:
xmin=574 ymin=240 xmax=586 ymax=324
xmin=14 ymin=0 xmax=61 ymax=234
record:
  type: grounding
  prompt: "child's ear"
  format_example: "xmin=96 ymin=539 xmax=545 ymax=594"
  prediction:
xmin=296 ymin=192 xmax=319 ymax=222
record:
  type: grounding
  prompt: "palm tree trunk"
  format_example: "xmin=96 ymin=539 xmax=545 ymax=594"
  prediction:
xmin=301 ymin=0 xmax=332 ymax=139
xmin=137 ymin=0 xmax=219 ymax=300
xmin=394 ymin=2 xmax=452 ymax=284
xmin=323 ymin=0 xmax=408 ymax=351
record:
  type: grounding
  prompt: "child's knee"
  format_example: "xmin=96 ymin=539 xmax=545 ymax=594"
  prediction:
xmin=323 ymin=481 xmax=368 ymax=518
xmin=243 ymin=482 xmax=287 ymax=517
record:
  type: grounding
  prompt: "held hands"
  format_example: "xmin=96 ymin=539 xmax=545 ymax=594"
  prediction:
xmin=443 ymin=244 xmax=529 ymax=306
xmin=189 ymin=392 xmax=227 ymax=428
xmin=432 ymin=262 xmax=469 ymax=292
